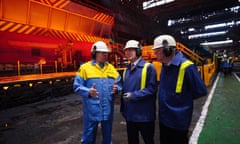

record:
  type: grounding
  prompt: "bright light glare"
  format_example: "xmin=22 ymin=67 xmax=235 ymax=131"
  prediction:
xmin=200 ymin=40 xmax=233 ymax=46
xmin=188 ymin=31 xmax=227 ymax=39
xmin=188 ymin=28 xmax=195 ymax=32
xmin=205 ymin=21 xmax=235 ymax=30
xmin=205 ymin=23 xmax=226 ymax=29
xmin=143 ymin=0 xmax=175 ymax=10
xmin=236 ymin=20 xmax=240 ymax=25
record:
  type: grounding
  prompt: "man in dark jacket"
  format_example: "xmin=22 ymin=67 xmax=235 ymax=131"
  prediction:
xmin=152 ymin=35 xmax=207 ymax=144
xmin=121 ymin=40 xmax=158 ymax=144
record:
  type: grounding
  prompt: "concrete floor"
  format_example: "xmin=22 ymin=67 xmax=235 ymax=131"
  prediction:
xmin=0 ymin=93 xmax=207 ymax=144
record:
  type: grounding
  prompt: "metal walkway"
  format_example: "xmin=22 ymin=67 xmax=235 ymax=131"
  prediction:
xmin=190 ymin=72 xmax=240 ymax=144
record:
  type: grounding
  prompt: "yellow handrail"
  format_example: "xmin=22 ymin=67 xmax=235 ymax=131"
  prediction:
xmin=176 ymin=42 xmax=203 ymax=65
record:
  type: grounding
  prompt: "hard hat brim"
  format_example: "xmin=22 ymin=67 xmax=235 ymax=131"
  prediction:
xmin=152 ymin=46 xmax=163 ymax=50
xmin=124 ymin=47 xmax=139 ymax=50
xmin=97 ymin=49 xmax=111 ymax=52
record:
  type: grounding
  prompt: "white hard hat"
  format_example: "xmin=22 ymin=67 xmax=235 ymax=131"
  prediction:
xmin=124 ymin=40 xmax=141 ymax=50
xmin=91 ymin=41 xmax=111 ymax=53
xmin=152 ymin=35 xmax=176 ymax=50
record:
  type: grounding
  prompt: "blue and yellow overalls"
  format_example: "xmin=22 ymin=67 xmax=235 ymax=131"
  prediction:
xmin=73 ymin=60 xmax=122 ymax=144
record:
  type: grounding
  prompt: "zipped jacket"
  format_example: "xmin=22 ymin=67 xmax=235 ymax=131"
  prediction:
xmin=121 ymin=59 xmax=157 ymax=122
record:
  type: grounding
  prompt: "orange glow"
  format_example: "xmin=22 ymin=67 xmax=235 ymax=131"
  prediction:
xmin=8 ymin=40 xmax=59 ymax=49
xmin=39 ymin=58 xmax=46 ymax=64
xmin=1 ymin=0 xmax=113 ymax=39
xmin=0 ymin=0 xmax=114 ymax=69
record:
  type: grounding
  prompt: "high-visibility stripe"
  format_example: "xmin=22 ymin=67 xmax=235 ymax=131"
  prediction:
xmin=123 ymin=68 xmax=126 ymax=81
xmin=176 ymin=60 xmax=193 ymax=93
xmin=123 ymin=62 xmax=150 ymax=89
xmin=141 ymin=63 xmax=150 ymax=89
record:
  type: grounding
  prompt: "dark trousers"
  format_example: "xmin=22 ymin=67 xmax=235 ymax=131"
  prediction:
xmin=126 ymin=121 xmax=155 ymax=144
xmin=159 ymin=122 xmax=189 ymax=144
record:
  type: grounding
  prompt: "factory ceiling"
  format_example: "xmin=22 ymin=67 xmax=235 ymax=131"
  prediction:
xmin=72 ymin=0 xmax=240 ymax=55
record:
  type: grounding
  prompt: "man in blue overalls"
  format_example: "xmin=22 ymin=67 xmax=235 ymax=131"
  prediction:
xmin=73 ymin=41 xmax=122 ymax=144
xmin=152 ymin=35 xmax=207 ymax=144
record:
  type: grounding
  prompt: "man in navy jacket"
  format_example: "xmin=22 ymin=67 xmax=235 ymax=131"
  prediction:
xmin=121 ymin=40 xmax=158 ymax=144
xmin=152 ymin=35 xmax=207 ymax=144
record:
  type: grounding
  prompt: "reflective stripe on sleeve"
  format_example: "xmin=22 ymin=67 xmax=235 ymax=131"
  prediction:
xmin=141 ymin=63 xmax=150 ymax=89
xmin=175 ymin=60 xmax=193 ymax=93
xmin=123 ymin=62 xmax=150 ymax=90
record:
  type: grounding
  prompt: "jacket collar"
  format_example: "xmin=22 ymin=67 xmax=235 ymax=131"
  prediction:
xmin=169 ymin=51 xmax=184 ymax=66
xmin=91 ymin=60 xmax=109 ymax=67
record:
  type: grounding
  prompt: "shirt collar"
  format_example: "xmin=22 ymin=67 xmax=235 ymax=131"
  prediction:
xmin=127 ymin=58 xmax=145 ymax=69
xmin=132 ymin=57 xmax=141 ymax=66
